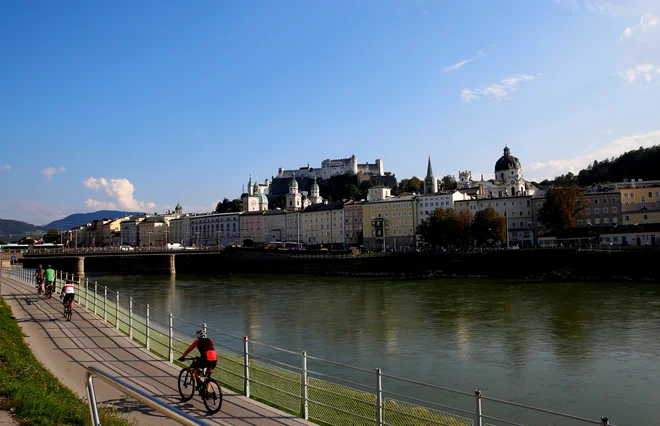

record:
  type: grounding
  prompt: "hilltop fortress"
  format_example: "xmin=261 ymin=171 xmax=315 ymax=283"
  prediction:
xmin=277 ymin=155 xmax=384 ymax=180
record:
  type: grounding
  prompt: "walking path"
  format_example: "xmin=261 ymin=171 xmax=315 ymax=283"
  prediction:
xmin=0 ymin=274 xmax=312 ymax=426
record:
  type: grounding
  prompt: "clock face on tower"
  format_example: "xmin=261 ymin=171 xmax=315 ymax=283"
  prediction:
xmin=250 ymin=200 xmax=257 ymax=210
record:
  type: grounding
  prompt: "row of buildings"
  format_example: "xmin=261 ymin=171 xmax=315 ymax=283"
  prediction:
xmin=63 ymin=146 xmax=660 ymax=249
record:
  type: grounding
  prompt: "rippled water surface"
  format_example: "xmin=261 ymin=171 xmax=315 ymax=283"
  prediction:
xmin=87 ymin=272 xmax=660 ymax=425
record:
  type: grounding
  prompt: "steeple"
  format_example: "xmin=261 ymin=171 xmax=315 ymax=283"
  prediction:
xmin=424 ymin=155 xmax=438 ymax=194
xmin=248 ymin=175 xmax=253 ymax=196
xmin=426 ymin=155 xmax=434 ymax=179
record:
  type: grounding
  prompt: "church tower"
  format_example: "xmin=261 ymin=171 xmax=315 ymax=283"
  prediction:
xmin=424 ymin=155 xmax=438 ymax=194
xmin=286 ymin=173 xmax=302 ymax=211
xmin=308 ymin=174 xmax=323 ymax=204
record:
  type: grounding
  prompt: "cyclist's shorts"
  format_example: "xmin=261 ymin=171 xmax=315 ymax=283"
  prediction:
xmin=63 ymin=294 xmax=75 ymax=305
xmin=192 ymin=358 xmax=217 ymax=376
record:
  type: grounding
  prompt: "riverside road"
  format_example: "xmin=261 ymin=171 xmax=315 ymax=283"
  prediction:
xmin=0 ymin=273 xmax=312 ymax=426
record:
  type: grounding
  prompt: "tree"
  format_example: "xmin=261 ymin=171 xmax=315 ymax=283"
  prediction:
xmin=343 ymin=184 xmax=361 ymax=201
xmin=358 ymin=180 xmax=385 ymax=199
xmin=397 ymin=177 xmax=422 ymax=193
xmin=472 ymin=207 xmax=506 ymax=246
xmin=554 ymin=172 xmax=578 ymax=187
xmin=215 ymin=198 xmax=243 ymax=213
xmin=42 ymin=228 xmax=60 ymax=243
xmin=537 ymin=187 xmax=585 ymax=232
xmin=439 ymin=175 xmax=457 ymax=190
xmin=417 ymin=208 xmax=463 ymax=249
xmin=271 ymin=195 xmax=286 ymax=209
xmin=0 ymin=239 xmax=6 ymax=245
xmin=455 ymin=209 xmax=473 ymax=247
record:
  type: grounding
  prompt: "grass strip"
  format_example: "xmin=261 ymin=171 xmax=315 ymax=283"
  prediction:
xmin=0 ymin=298 xmax=133 ymax=426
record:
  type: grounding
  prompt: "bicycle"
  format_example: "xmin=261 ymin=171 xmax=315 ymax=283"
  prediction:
xmin=35 ymin=278 xmax=43 ymax=295
xmin=177 ymin=357 xmax=222 ymax=414
xmin=44 ymin=281 xmax=55 ymax=299
xmin=62 ymin=297 xmax=73 ymax=321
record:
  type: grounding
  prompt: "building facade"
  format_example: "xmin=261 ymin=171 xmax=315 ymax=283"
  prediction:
xmin=622 ymin=202 xmax=660 ymax=225
xmin=455 ymin=195 xmax=535 ymax=248
xmin=343 ymin=200 xmax=365 ymax=246
xmin=416 ymin=191 xmax=466 ymax=227
xmin=579 ymin=191 xmax=622 ymax=227
xmin=285 ymin=211 xmax=303 ymax=245
xmin=138 ymin=218 xmax=168 ymax=247
xmin=620 ymin=186 xmax=660 ymax=204
xmin=301 ymin=202 xmax=345 ymax=247
xmin=120 ymin=219 xmax=143 ymax=246
xmin=276 ymin=155 xmax=384 ymax=180
xmin=240 ymin=211 xmax=265 ymax=245
xmin=362 ymin=196 xmax=417 ymax=251
xmin=263 ymin=210 xmax=287 ymax=242
xmin=189 ymin=213 xmax=240 ymax=246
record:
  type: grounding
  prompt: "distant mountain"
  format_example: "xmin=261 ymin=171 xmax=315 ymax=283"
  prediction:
xmin=0 ymin=218 xmax=46 ymax=242
xmin=44 ymin=210 xmax=142 ymax=230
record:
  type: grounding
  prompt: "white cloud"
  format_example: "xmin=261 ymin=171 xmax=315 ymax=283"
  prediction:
xmin=618 ymin=14 xmax=660 ymax=83
xmin=442 ymin=50 xmax=486 ymax=73
xmin=0 ymin=165 xmax=11 ymax=172
xmin=526 ymin=129 xmax=660 ymax=180
xmin=83 ymin=177 xmax=156 ymax=211
xmin=40 ymin=167 xmax=66 ymax=181
xmin=555 ymin=0 xmax=660 ymax=16
xmin=461 ymin=74 xmax=538 ymax=103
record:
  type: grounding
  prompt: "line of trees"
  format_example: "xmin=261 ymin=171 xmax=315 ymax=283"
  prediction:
xmin=417 ymin=207 xmax=506 ymax=250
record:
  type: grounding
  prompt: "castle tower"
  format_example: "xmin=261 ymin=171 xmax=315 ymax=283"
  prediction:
xmin=247 ymin=175 xmax=254 ymax=196
xmin=424 ymin=155 xmax=438 ymax=194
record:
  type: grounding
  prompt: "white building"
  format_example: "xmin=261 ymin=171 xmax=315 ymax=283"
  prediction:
xmin=416 ymin=191 xmax=467 ymax=226
xmin=170 ymin=214 xmax=193 ymax=246
xmin=277 ymin=155 xmax=384 ymax=180
xmin=190 ymin=213 xmax=241 ymax=247
xmin=263 ymin=210 xmax=287 ymax=242
xmin=243 ymin=176 xmax=269 ymax=212
xmin=367 ymin=186 xmax=392 ymax=202
xmin=457 ymin=145 xmax=538 ymax=198
xmin=301 ymin=202 xmax=345 ymax=247
xmin=138 ymin=218 xmax=168 ymax=247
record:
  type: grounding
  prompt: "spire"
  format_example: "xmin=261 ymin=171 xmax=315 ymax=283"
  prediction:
xmin=504 ymin=144 xmax=510 ymax=156
xmin=426 ymin=155 xmax=434 ymax=178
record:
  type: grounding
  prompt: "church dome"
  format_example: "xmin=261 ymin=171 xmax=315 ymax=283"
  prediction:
xmin=258 ymin=192 xmax=268 ymax=204
xmin=311 ymin=176 xmax=319 ymax=192
xmin=289 ymin=174 xmax=298 ymax=188
xmin=495 ymin=146 xmax=521 ymax=172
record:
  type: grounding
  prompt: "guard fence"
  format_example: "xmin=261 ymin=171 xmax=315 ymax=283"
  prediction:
xmin=3 ymin=266 xmax=617 ymax=426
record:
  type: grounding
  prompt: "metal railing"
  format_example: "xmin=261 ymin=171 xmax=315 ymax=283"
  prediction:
xmin=2 ymin=266 xmax=618 ymax=426
xmin=85 ymin=365 xmax=208 ymax=426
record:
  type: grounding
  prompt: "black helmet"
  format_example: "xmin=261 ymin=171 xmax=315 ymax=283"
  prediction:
xmin=47 ymin=265 xmax=52 ymax=268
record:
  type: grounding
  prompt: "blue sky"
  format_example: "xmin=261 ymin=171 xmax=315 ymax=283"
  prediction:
xmin=1 ymin=0 xmax=659 ymax=225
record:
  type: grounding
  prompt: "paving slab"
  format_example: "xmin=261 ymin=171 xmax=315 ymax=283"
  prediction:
xmin=0 ymin=274 xmax=313 ymax=426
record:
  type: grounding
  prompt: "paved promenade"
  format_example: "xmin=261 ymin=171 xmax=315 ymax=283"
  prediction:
xmin=0 ymin=274 xmax=312 ymax=426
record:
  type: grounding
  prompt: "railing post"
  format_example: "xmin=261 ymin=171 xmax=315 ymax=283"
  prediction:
xmin=168 ymin=313 xmax=173 ymax=363
xmin=85 ymin=372 xmax=102 ymax=426
xmin=601 ymin=417 xmax=610 ymax=425
xmin=376 ymin=368 xmax=383 ymax=426
xmin=103 ymin=286 xmax=108 ymax=322
xmin=129 ymin=297 xmax=133 ymax=340
xmin=85 ymin=278 xmax=89 ymax=309
xmin=115 ymin=291 xmax=120 ymax=329
xmin=475 ymin=390 xmax=483 ymax=426
xmin=301 ymin=351 xmax=308 ymax=420
xmin=94 ymin=282 xmax=98 ymax=315
xmin=243 ymin=335 xmax=250 ymax=397
xmin=146 ymin=304 xmax=150 ymax=351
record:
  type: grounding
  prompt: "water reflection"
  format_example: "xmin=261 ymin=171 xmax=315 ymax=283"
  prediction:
xmin=86 ymin=271 xmax=660 ymax=424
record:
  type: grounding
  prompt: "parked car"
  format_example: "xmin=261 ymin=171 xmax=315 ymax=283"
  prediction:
xmin=120 ymin=245 xmax=134 ymax=251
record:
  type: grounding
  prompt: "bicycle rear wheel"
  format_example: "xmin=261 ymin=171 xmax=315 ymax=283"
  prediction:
xmin=202 ymin=378 xmax=222 ymax=414
xmin=65 ymin=305 xmax=72 ymax=321
xmin=177 ymin=368 xmax=195 ymax=401
xmin=45 ymin=287 xmax=52 ymax=299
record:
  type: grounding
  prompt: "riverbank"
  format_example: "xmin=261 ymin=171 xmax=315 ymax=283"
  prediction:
xmin=0 ymin=298 xmax=131 ymax=426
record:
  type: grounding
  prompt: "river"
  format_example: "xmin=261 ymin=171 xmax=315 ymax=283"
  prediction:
xmin=85 ymin=272 xmax=660 ymax=425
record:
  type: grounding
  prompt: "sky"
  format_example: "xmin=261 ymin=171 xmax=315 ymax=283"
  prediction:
xmin=1 ymin=0 xmax=659 ymax=225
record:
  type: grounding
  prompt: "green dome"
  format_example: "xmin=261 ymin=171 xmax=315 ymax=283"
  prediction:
xmin=258 ymin=192 xmax=268 ymax=204
xmin=289 ymin=173 xmax=298 ymax=187
xmin=311 ymin=175 xmax=319 ymax=191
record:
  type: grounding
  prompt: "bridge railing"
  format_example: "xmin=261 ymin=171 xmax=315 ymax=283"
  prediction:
xmin=3 ymin=266 xmax=617 ymax=426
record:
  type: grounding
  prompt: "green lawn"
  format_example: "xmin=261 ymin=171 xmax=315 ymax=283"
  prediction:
xmin=0 ymin=298 xmax=133 ymax=426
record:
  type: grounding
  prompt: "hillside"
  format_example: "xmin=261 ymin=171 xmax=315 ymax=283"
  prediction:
xmin=44 ymin=210 xmax=142 ymax=230
xmin=0 ymin=219 xmax=46 ymax=242
xmin=550 ymin=145 xmax=660 ymax=186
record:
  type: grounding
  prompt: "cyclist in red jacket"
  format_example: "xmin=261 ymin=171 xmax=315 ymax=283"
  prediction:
xmin=178 ymin=329 xmax=218 ymax=389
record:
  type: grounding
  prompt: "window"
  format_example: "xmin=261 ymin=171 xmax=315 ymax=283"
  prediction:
xmin=603 ymin=207 xmax=608 ymax=213
xmin=644 ymin=214 xmax=648 ymax=220
xmin=594 ymin=208 xmax=599 ymax=214
xmin=613 ymin=217 xmax=618 ymax=223
xmin=536 ymin=202 xmax=541 ymax=208
xmin=602 ymin=198 xmax=607 ymax=204
xmin=649 ymin=192 xmax=653 ymax=198
xmin=625 ymin=215 xmax=630 ymax=221
xmin=595 ymin=217 xmax=601 ymax=224
xmin=594 ymin=199 xmax=599 ymax=204
xmin=612 ymin=207 xmax=618 ymax=213
xmin=586 ymin=208 xmax=591 ymax=215
xmin=624 ymin=193 xmax=629 ymax=198
xmin=642 ymin=196 xmax=646 ymax=202
xmin=631 ymin=193 xmax=635 ymax=199
xmin=604 ymin=217 xmax=609 ymax=224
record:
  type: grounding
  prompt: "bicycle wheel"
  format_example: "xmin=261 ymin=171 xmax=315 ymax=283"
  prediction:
xmin=45 ymin=287 xmax=52 ymax=299
xmin=202 ymin=378 xmax=222 ymax=414
xmin=65 ymin=305 xmax=72 ymax=321
xmin=37 ymin=284 xmax=42 ymax=295
xmin=177 ymin=368 xmax=195 ymax=401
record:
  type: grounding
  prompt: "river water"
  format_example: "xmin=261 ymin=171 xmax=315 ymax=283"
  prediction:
xmin=86 ymin=272 xmax=660 ymax=425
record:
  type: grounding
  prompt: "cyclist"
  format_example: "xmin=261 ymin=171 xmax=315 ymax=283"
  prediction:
xmin=178 ymin=329 xmax=218 ymax=390
xmin=44 ymin=265 xmax=56 ymax=294
xmin=60 ymin=279 xmax=75 ymax=311
xmin=33 ymin=265 xmax=45 ymax=293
